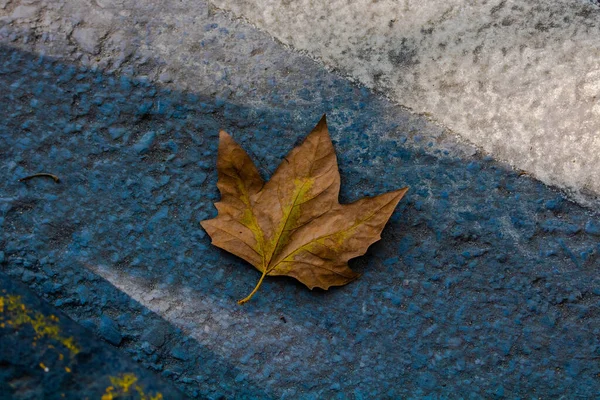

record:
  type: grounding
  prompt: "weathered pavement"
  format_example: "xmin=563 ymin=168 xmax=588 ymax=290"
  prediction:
xmin=211 ymin=0 xmax=600 ymax=206
xmin=1 ymin=0 xmax=600 ymax=398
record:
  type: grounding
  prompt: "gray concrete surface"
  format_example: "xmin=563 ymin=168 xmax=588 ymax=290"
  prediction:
xmin=209 ymin=0 xmax=600 ymax=206
xmin=0 ymin=0 xmax=476 ymax=168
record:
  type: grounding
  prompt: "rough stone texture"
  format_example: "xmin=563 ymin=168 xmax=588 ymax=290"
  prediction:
xmin=1 ymin=0 xmax=600 ymax=399
xmin=209 ymin=0 xmax=600 ymax=206
xmin=72 ymin=26 xmax=106 ymax=55
xmin=11 ymin=5 xmax=38 ymax=20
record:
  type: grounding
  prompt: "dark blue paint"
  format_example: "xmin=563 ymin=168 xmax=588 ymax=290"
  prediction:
xmin=0 ymin=272 xmax=187 ymax=399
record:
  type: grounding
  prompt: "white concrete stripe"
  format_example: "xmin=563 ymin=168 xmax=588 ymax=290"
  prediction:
xmin=89 ymin=263 xmax=345 ymax=396
xmin=209 ymin=0 xmax=600 ymax=205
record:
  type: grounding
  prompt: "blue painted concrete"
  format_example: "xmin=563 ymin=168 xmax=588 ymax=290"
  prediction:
xmin=1 ymin=44 xmax=600 ymax=398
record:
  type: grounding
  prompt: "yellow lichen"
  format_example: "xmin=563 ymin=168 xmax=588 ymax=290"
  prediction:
xmin=101 ymin=386 xmax=115 ymax=400
xmin=110 ymin=373 xmax=137 ymax=393
xmin=0 ymin=295 xmax=80 ymax=355
xmin=102 ymin=373 xmax=163 ymax=400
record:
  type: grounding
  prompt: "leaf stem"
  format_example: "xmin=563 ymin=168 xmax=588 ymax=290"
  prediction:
xmin=238 ymin=269 xmax=268 ymax=305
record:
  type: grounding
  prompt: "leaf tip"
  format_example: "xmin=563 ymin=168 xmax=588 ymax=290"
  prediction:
xmin=396 ymin=186 xmax=409 ymax=198
xmin=199 ymin=218 xmax=213 ymax=232
xmin=218 ymin=130 xmax=232 ymax=142
xmin=316 ymin=114 xmax=328 ymax=131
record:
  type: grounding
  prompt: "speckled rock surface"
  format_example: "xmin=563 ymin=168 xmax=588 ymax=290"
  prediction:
xmin=1 ymin=0 xmax=600 ymax=398
xmin=210 ymin=0 xmax=600 ymax=206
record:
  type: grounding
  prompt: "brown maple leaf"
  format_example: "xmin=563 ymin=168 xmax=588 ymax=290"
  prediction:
xmin=201 ymin=115 xmax=408 ymax=304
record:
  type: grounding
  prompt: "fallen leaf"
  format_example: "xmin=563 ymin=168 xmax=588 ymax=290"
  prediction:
xmin=201 ymin=115 xmax=408 ymax=304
